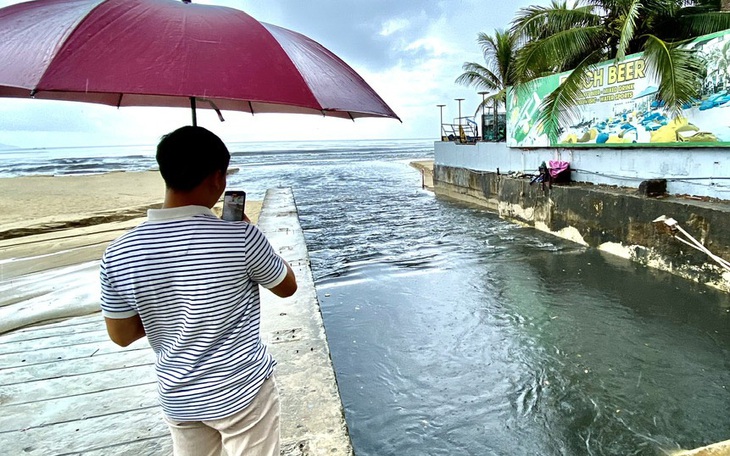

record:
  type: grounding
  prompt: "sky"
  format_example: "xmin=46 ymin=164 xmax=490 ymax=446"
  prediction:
xmin=0 ymin=0 xmax=546 ymax=148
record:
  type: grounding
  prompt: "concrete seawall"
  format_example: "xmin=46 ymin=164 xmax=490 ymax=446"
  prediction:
xmin=425 ymin=163 xmax=730 ymax=293
xmin=258 ymin=187 xmax=354 ymax=455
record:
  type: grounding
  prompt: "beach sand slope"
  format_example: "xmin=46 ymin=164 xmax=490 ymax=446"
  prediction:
xmin=0 ymin=171 xmax=261 ymax=334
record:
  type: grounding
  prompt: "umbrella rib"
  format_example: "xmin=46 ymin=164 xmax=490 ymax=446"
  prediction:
xmin=116 ymin=94 xmax=123 ymax=109
xmin=248 ymin=101 xmax=255 ymax=116
xmin=201 ymin=98 xmax=225 ymax=122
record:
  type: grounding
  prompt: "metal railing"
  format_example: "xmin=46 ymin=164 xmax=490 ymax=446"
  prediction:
xmin=442 ymin=117 xmax=479 ymax=143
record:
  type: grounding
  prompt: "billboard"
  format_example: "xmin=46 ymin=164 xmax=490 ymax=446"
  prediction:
xmin=506 ymin=29 xmax=730 ymax=147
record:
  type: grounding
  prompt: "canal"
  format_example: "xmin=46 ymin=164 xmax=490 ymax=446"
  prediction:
xmin=228 ymin=140 xmax=730 ymax=456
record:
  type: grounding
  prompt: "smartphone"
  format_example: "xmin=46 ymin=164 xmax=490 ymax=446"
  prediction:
xmin=222 ymin=190 xmax=246 ymax=221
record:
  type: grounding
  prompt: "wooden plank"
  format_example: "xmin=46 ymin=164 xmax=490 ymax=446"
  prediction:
xmin=2 ymin=406 xmax=170 ymax=456
xmin=1 ymin=364 xmax=156 ymax=407
xmin=0 ymin=382 xmax=158 ymax=433
xmin=0 ymin=329 xmax=110 ymax=355
xmin=0 ymin=339 xmax=144 ymax=369
xmin=0 ymin=245 xmax=106 ymax=279
xmin=0 ymin=349 xmax=154 ymax=386
xmin=0 ymin=315 xmax=167 ymax=455
xmin=67 ymin=436 xmax=172 ymax=456
xmin=0 ymin=318 xmax=102 ymax=344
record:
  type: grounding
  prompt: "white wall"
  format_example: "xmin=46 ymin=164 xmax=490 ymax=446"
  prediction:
xmin=434 ymin=141 xmax=730 ymax=200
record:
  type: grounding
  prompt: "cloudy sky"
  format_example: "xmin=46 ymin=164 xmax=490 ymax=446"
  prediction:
xmin=0 ymin=0 xmax=546 ymax=148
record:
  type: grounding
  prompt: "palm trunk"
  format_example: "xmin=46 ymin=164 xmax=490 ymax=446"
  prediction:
xmin=494 ymin=102 xmax=499 ymax=140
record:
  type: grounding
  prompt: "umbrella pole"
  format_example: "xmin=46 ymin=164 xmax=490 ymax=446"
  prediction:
xmin=190 ymin=97 xmax=197 ymax=126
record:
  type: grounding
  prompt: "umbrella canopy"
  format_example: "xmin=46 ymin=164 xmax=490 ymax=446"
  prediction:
xmin=0 ymin=0 xmax=400 ymax=124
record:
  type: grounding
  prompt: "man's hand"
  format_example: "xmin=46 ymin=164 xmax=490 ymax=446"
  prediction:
xmin=104 ymin=314 xmax=146 ymax=347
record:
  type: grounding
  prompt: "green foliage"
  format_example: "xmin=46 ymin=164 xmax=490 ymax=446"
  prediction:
xmin=507 ymin=0 xmax=730 ymax=144
xmin=643 ymin=35 xmax=705 ymax=116
xmin=616 ymin=0 xmax=643 ymax=60
xmin=536 ymin=55 xmax=602 ymax=145
xmin=455 ymin=29 xmax=518 ymax=115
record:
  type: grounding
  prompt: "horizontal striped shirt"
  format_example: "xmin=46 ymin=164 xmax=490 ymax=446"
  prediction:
xmin=100 ymin=205 xmax=287 ymax=421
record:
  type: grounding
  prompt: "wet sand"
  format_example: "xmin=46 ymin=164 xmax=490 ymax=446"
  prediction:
xmin=0 ymin=171 xmax=261 ymax=333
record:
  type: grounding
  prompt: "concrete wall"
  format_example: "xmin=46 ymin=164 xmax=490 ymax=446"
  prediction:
xmin=258 ymin=188 xmax=354 ymax=456
xmin=435 ymin=141 xmax=730 ymax=200
xmin=433 ymin=164 xmax=730 ymax=292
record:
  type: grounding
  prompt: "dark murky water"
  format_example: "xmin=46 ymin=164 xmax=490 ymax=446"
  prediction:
xmin=226 ymin=142 xmax=730 ymax=456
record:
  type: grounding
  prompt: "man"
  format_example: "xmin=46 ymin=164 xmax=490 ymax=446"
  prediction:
xmin=100 ymin=126 xmax=297 ymax=456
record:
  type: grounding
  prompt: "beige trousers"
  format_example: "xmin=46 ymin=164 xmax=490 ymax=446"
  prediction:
xmin=165 ymin=376 xmax=280 ymax=456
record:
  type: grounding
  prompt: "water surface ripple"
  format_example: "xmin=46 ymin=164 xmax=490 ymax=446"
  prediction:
xmin=230 ymin=144 xmax=730 ymax=456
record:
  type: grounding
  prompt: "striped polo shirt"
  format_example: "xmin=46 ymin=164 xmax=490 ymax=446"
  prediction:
xmin=100 ymin=205 xmax=287 ymax=421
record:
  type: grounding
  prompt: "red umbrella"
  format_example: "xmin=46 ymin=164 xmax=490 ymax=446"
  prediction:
xmin=0 ymin=0 xmax=400 ymax=125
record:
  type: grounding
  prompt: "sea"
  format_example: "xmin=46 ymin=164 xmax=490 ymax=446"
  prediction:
xmin=3 ymin=139 xmax=730 ymax=455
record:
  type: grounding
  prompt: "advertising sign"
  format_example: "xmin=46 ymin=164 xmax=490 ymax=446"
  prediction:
xmin=506 ymin=29 xmax=730 ymax=147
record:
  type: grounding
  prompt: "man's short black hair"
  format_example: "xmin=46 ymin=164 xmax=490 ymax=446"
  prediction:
xmin=156 ymin=126 xmax=231 ymax=191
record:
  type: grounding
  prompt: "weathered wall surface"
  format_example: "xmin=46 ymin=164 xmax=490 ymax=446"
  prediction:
xmin=435 ymin=141 xmax=730 ymax=201
xmin=434 ymin=164 xmax=730 ymax=292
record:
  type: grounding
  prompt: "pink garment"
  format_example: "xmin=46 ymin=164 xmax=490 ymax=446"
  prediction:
xmin=548 ymin=160 xmax=570 ymax=177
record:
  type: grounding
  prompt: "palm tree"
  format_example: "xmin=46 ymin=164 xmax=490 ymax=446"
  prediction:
xmin=510 ymin=0 xmax=730 ymax=144
xmin=455 ymin=29 xmax=518 ymax=140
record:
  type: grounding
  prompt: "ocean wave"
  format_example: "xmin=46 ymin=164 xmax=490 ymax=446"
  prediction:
xmin=0 ymin=139 xmax=433 ymax=178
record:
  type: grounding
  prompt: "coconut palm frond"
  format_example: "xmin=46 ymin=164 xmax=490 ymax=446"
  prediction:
xmin=455 ymin=62 xmax=502 ymax=91
xmin=537 ymin=52 xmax=603 ymax=145
xmin=486 ymin=88 xmax=507 ymax=109
xmin=640 ymin=0 xmax=681 ymax=16
xmin=477 ymin=29 xmax=517 ymax=85
xmin=473 ymin=89 xmax=507 ymax=116
xmin=514 ymin=25 xmax=604 ymax=80
xmin=678 ymin=12 xmax=730 ymax=36
xmin=642 ymin=34 xmax=704 ymax=117
xmin=495 ymin=30 xmax=518 ymax=84
xmin=511 ymin=79 xmax=542 ymax=107
xmin=476 ymin=32 xmax=499 ymax=60
xmin=511 ymin=4 xmax=552 ymax=41
xmin=511 ymin=2 xmax=599 ymax=43
xmin=457 ymin=28 xmax=519 ymax=117
xmin=616 ymin=0 xmax=642 ymax=60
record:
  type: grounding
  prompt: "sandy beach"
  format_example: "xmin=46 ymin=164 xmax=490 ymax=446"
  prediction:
xmin=0 ymin=170 xmax=262 ymax=333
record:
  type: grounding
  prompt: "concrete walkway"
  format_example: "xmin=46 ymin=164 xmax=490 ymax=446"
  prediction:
xmin=0 ymin=187 xmax=352 ymax=455
xmin=258 ymin=187 xmax=353 ymax=456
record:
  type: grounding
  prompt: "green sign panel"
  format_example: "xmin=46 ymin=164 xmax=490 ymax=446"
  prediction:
xmin=506 ymin=29 xmax=730 ymax=147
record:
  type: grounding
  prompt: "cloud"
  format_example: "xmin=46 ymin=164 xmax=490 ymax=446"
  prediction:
xmin=379 ymin=18 xmax=410 ymax=37
xmin=0 ymin=0 xmax=550 ymax=146
xmin=237 ymin=1 xmax=446 ymax=71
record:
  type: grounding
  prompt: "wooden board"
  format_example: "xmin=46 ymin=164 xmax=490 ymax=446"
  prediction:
xmin=0 ymin=314 xmax=166 ymax=456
